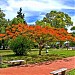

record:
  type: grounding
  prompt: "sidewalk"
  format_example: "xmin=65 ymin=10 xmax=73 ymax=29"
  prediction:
xmin=0 ymin=56 xmax=75 ymax=75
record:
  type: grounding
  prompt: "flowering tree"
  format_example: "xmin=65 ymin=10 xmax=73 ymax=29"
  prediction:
xmin=5 ymin=24 xmax=74 ymax=55
xmin=5 ymin=24 xmax=53 ymax=55
xmin=0 ymin=34 xmax=5 ymax=40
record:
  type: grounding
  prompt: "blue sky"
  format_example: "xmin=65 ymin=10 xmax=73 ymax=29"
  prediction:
xmin=0 ymin=0 xmax=75 ymax=26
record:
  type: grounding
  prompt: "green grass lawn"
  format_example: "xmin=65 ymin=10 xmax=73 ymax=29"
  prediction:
xmin=67 ymin=69 xmax=75 ymax=75
xmin=0 ymin=48 xmax=75 ymax=68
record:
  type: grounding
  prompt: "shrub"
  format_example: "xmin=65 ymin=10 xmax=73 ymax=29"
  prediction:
xmin=9 ymin=35 xmax=33 ymax=56
xmin=0 ymin=63 xmax=8 ymax=68
xmin=70 ymin=41 xmax=75 ymax=47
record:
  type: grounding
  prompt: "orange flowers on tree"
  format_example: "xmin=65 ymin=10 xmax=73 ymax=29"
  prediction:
xmin=5 ymin=23 xmax=74 ymax=55
xmin=0 ymin=34 xmax=6 ymax=40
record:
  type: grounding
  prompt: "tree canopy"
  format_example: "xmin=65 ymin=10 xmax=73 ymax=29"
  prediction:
xmin=4 ymin=24 xmax=74 ymax=54
xmin=0 ymin=8 xmax=10 ymax=33
xmin=39 ymin=11 xmax=73 ymax=28
xmin=17 ymin=8 xmax=24 ymax=19
xmin=71 ymin=26 xmax=75 ymax=30
xmin=0 ymin=8 xmax=7 ymax=26
xmin=11 ymin=8 xmax=27 ymax=25
xmin=12 ymin=17 xmax=24 ymax=25
xmin=35 ymin=20 xmax=51 ymax=27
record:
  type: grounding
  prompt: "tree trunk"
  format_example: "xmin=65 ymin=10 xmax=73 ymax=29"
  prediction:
xmin=2 ymin=39 xmax=5 ymax=50
xmin=67 ymin=47 xmax=68 ymax=50
xmin=38 ymin=41 xmax=44 ymax=55
xmin=39 ymin=48 xmax=42 ymax=55
xmin=39 ymin=49 xmax=41 ymax=55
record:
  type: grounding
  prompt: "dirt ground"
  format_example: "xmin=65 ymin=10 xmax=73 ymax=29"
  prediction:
xmin=0 ymin=56 xmax=75 ymax=75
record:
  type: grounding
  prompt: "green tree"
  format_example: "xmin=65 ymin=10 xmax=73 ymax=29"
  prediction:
xmin=70 ymin=41 xmax=75 ymax=47
xmin=71 ymin=26 xmax=75 ymax=31
xmin=0 ymin=8 xmax=12 ymax=50
xmin=70 ymin=26 xmax=75 ymax=37
xmin=16 ymin=8 xmax=27 ymax=24
xmin=35 ymin=20 xmax=51 ymax=27
xmin=0 ymin=8 xmax=11 ymax=33
xmin=12 ymin=17 xmax=24 ymax=25
xmin=17 ymin=8 xmax=24 ymax=19
xmin=11 ymin=8 xmax=27 ymax=25
xmin=0 ymin=8 xmax=8 ymax=27
xmin=42 ymin=11 xmax=73 ymax=28
xmin=0 ymin=8 xmax=5 ymax=18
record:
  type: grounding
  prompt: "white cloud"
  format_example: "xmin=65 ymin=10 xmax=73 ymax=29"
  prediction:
xmin=5 ymin=11 xmax=17 ymax=20
xmin=6 ymin=7 xmax=13 ymax=11
xmin=6 ymin=0 xmax=75 ymax=11
xmin=72 ymin=16 xmax=75 ymax=26
xmin=0 ymin=0 xmax=75 ymax=24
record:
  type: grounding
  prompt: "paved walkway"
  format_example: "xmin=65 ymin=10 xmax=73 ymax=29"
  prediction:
xmin=0 ymin=56 xmax=75 ymax=75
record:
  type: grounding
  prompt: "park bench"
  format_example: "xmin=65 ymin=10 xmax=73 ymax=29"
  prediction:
xmin=50 ymin=68 xmax=67 ymax=75
xmin=69 ymin=47 xmax=75 ymax=50
xmin=8 ymin=60 xmax=25 ymax=66
xmin=70 ymin=47 xmax=75 ymax=50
